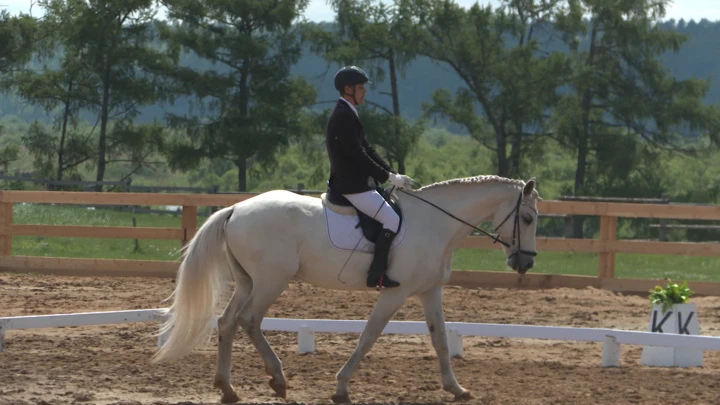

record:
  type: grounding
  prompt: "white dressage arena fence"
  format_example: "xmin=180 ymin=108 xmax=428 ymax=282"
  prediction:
xmin=1 ymin=308 xmax=720 ymax=367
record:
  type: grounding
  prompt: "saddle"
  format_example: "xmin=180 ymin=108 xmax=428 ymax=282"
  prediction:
xmin=323 ymin=186 xmax=403 ymax=244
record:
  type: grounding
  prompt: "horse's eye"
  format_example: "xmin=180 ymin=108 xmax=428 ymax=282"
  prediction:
xmin=523 ymin=215 xmax=534 ymax=225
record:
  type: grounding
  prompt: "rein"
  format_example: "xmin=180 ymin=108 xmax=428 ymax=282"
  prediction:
xmin=398 ymin=186 xmax=538 ymax=258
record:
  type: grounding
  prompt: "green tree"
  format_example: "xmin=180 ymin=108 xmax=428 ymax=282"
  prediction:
xmin=35 ymin=0 xmax=177 ymax=190
xmin=408 ymin=0 xmax=568 ymax=177
xmin=553 ymin=0 xmax=720 ymax=237
xmin=0 ymin=11 xmax=38 ymax=172
xmin=0 ymin=10 xmax=38 ymax=74
xmin=9 ymin=40 xmax=96 ymax=183
xmin=160 ymin=0 xmax=317 ymax=191
xmin=359 ymin=105 xmax=422 ymax=173
xmin=0 ymin=125 xmax=20 ymax=171
xmin=309 ymin=0 xmax=423 ymax=173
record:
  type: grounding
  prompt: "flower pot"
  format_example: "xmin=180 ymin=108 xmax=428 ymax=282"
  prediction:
xmin=640 ymin=303 xmax=703 ymax=367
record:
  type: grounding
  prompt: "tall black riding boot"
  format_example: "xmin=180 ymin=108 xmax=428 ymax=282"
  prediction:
xmin=366 ymin=229 xmax=400 ymax=289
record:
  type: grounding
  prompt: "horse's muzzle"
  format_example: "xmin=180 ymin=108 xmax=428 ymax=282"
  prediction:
xmin=517 ymin=260 xmax=534 ymax=274
xmin=508 ymin=250 xmax=536 ymax=274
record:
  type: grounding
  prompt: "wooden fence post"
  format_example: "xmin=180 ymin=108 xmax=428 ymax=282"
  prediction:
xmin=181 ymin=205 xmax=198 ymax=248
xmin=0 ymin=202 xmax=12 ymax=256
xmin=598 ymin=215 xmax=617 ymax=279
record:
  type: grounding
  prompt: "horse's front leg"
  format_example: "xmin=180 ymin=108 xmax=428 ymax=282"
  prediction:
xmin=332 ymin=290 xmax=408 ymax=404
xmin=419 ymin=284 xmax=471 ymax=400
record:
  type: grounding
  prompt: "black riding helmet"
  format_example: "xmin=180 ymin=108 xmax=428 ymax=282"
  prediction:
xmin=334 ymin=66 xmax=371 ymax=93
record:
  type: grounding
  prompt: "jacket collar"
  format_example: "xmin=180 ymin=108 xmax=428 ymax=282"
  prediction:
xmin=335 ymin=99 xmax=363 ymax=127
xmin=338 ymin=97 xmax=359 ymax=117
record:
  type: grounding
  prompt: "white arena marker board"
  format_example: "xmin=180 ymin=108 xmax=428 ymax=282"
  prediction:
xmin=2 ymin=310 xmax=720 ymax=368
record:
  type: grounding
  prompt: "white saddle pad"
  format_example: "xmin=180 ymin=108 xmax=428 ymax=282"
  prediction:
xmin=323 ymin=206 xmax=407 ymax=253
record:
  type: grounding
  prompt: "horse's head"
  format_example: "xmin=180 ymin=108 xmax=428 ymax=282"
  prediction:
xmin=491 ymin=178 xmax=539 ymax=274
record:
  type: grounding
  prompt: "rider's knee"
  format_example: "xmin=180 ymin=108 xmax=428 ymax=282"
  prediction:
xmin=382 ymin=209 xmax=400 ymax=232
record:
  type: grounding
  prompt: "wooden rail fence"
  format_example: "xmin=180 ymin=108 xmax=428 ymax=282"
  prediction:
xmin=0 ymin=190 xmax=719 ymax=295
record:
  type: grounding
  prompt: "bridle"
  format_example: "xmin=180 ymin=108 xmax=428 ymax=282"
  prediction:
xmin=398 ymin=187 xmax=538 ymax=259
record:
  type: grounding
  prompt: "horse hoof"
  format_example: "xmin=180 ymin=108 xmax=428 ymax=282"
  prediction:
xmin=213 ymin=378 xmax=240 ymax=404
xmin=220 ymin=391 xmax=240 ymax=404
xmin=455 ymin=390 xmax=473 ymax=401
xmin=331 ymin=393 xmax=351 ymax=404
xmin=269 ymin=377 xmax=287 ymax=398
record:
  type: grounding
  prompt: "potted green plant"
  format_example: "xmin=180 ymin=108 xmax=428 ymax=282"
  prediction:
xmin=648 ymin=279 xmax=694 ymax=313
xmin=641 ymin=279 xmax=703 ymax=367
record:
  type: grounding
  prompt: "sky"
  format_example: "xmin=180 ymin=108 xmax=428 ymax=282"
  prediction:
xmin=2 ymin=0 xmax=719 ymax=23
xmin=305 ymin=0 xmax=719 ymax=22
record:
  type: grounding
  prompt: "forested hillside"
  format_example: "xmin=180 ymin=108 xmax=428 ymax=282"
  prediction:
xmin=1 ymin=19 xmax=719 ymax=128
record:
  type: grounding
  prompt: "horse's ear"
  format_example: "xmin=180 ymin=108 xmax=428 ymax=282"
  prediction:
xmin=523 ymin=177 xmax=536 ymax=196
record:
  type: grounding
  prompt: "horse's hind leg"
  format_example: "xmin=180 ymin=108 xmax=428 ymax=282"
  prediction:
xmin=419 ymin=285 xmax=471 ymax=400
xmin=332 ymin=290 xmax=408 ymax=404
xmin=214 ymin=251 xmax=253 ymax=404
xmin=236 ymin=271 xmax=294 ymax=399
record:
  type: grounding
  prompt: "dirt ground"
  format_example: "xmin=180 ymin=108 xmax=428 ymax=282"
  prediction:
xmin=1 ymin=272 xmax=719 ymax=405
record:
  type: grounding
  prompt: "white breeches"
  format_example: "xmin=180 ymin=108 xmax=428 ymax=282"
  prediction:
xmin=342 ymin=189 xmax=400 ymax=233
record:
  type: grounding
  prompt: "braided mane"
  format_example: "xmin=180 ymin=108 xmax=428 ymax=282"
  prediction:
xmin=417 ymin=175 xmax=525 ymax=190
xmin=416 ymin=175 xmax=539 ymax=198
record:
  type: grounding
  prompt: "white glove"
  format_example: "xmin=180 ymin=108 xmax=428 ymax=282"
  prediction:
xmin=388 ymin=173 xmax=415 ymax=189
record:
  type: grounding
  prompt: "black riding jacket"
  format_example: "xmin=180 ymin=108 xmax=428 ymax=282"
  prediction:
xmin=325 ymin=99 xmax=393 ymax=194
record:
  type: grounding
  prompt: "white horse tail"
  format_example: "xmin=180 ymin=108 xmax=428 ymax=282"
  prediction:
xmin=151 ymin=205 xmax=235 ymax=364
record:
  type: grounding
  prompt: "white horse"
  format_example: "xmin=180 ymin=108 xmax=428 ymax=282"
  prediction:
xmin=151 ymin=175 xmax=539 ymax=403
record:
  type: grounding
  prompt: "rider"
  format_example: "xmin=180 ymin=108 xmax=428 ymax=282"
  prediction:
xmin=325 ymin=65 xmax=415 ymax=289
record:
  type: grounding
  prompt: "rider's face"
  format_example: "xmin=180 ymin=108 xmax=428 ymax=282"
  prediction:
xmin=344 ymin=83 xmax=366 ymax=105
xmin=354 ymin=84 xmax=366 ymax=105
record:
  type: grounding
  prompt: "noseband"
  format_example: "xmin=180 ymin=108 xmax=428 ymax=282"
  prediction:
xmin=398 ymin=188 xmax=538 ymax=258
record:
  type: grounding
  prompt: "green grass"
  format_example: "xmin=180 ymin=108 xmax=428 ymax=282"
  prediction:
xmin=451 ymin=249 xmax=720 ymax=282
xmin=8 ymin=204 xmax=720 ymax=282
xmin=12 ymin=203 xmax=185 ymax=261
